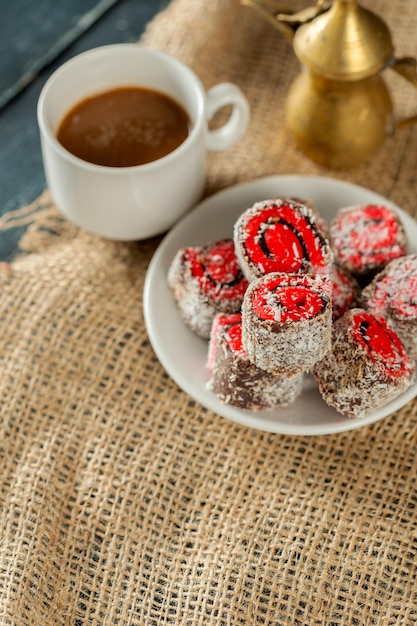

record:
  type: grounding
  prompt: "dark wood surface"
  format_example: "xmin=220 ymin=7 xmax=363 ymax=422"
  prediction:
xmin=1 ymin=0 xmax=121 ymax=109
xmin=0 ymin=0 xmax=169 ymax=260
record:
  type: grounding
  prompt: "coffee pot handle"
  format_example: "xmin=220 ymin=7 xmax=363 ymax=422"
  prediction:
xmin=241 ymin=0 xmax=331 ymax=41
xmin=390 ymin=56 xmax=417 ymax=129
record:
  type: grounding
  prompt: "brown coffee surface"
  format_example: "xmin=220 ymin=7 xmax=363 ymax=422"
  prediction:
xmin=56 ymin=86 xmax=190 ymax=167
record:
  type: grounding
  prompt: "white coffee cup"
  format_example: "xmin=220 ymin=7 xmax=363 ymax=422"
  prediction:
xmin=37 ymin=44 xmax=250 ymax=240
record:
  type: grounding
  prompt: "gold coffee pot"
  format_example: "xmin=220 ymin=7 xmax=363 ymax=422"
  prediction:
xmin=242 ymin=0 xmax=417 ymax=169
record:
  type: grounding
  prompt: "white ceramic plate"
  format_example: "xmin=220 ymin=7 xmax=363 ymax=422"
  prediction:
xmin=143 ymin=175 xmax=417 ymax=435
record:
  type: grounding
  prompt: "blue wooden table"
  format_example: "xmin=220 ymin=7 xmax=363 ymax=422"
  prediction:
xmin=0 ymin=0 xmax=169 ymax=260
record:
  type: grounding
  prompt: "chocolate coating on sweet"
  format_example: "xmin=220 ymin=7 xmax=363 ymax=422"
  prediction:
xmin=361 ymin=254 xmax=417 ymax=358
xmin=242 ymin=272 xmax=332 ymax=375
xmin=313 ymin=308 xmax=415 ymax=419
xmin=208 ymin=313 xmax=303 ymax=410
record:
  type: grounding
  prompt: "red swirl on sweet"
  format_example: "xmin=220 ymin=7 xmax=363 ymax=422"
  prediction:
xmin=187 ymin=240 xmax=248 ymax=300
xmin=251 ymin=274 xmax=328 ymax=323
xmin=352 ymin=311 xmax=412 ymax=376
xmin=332 ymin=205 xmax=406 ymax=271
xmin=243 ymin=204 xmax=328 ymax=274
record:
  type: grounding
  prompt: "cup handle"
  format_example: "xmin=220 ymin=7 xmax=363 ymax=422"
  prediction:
xmin=205 ymin=83 xmax=250 ymax=151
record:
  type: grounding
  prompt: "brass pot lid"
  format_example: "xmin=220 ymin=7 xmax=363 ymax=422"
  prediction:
xmin=293 ymin=0 xmax=394 ymax=81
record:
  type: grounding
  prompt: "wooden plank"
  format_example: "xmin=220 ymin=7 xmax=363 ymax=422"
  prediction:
xmin=0 ymin=0 xmax=120 ymax=108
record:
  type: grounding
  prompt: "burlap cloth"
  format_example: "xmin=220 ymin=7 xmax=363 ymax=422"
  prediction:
xmin=1 ymin=1 xmax=417 ymax=624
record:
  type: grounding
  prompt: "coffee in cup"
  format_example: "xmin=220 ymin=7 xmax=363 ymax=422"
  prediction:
xmin=37 ymin=45 xmax=250 ymax=240
xmin=56 ymin=86 xmax=191 ymax=167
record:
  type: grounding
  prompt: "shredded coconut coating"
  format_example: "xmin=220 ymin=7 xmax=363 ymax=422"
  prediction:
xmin=167 ymin=240 xmax=247 ymax=339
xmin=208 ymin=320 xmax=304 ymax=410
xmin=330 ymin=204 xmax=407 ymax=277
xmin=361 ymin=254 xmax=417 ymax=358
xmin=242 ymin=272 xmax=332 ymax=375
xmin=313 ymin=308 xmax=415 ymax=419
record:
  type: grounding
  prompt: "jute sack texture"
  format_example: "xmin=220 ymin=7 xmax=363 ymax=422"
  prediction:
xmin=1 ymin=0 xmax=417 ymax=624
